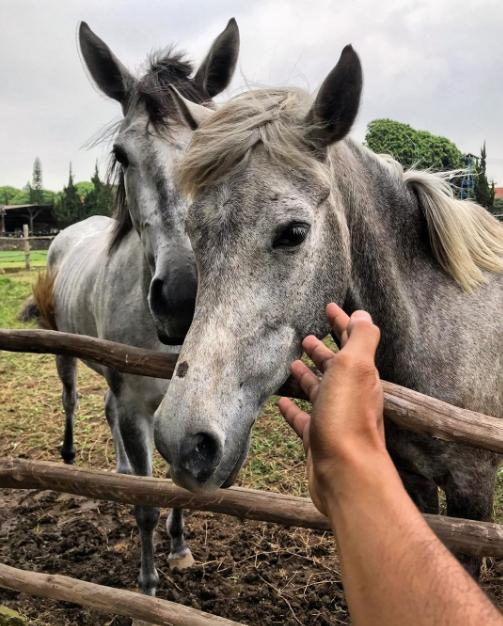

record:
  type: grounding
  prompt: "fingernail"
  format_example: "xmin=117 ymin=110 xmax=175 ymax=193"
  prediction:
xmin=352 ymin=310 xmax=372 ymax=322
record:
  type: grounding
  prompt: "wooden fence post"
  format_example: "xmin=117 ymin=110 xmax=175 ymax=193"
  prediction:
xmin=22 ymin=224 xmax=31 ymax=271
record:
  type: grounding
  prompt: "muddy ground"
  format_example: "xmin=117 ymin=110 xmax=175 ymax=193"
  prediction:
xmin=2 ymin=489 xmax=503 ymax=626
xmin=0 ymin=488 xmax=348 ymax=625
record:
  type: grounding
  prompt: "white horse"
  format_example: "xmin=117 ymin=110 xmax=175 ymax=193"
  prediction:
xmin=156 ymin=45 xmax=503 ymax=578
xmin=24 ymin=19 xmax=240 ymax=596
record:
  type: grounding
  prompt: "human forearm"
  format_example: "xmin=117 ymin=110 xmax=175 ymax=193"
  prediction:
xmin=327 ymin=448 xmax=502 ymax=626
xmin=280 ymin=307 xmax=503 ymax=624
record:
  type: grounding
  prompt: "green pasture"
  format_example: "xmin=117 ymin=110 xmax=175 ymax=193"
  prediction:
xmin=0 ymin=250 xmax=48 ymax=270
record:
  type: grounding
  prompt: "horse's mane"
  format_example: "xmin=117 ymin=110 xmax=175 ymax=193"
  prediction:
xmin=402 ymin=167 xmax=503 ymax=290
xmin=176 ymin=88 xmax=330 ymax=198
xmin=178 ymin=86 xmax=503 ymax=292
xmin=108 ymin=48 xmax=209 ymax=253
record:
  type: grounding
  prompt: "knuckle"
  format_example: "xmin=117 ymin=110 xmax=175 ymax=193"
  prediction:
xmin=332 ymin=351 xmax=351 ymax=369
xmin=333 ymin=352 xmax=376 ymax=378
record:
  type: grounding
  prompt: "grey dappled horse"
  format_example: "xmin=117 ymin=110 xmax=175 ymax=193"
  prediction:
xmin=29 ymin=20 xmax=239 ymax=595
xmin=155 ymin=46 xmax=503 ymax=577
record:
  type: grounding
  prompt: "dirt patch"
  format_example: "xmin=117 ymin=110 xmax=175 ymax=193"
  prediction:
xmin=2 ymin=491 xmax=503 ymax=626
xmin=0 ymin=489 xmax=349 ymax=625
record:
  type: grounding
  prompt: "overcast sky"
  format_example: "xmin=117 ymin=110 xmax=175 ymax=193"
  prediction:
xmin=1 ymin=0 xmax=502 ymax=190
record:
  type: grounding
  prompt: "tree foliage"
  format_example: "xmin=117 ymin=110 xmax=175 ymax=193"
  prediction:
xmin=0 ymin=186 xmax=22 ymax=205
xmin=2 ymin=158 xmax=114 ymax=229
xmin=473 ymin=142 xmax=494 ymax=210
xmin=81 ymin=162 xmax=114 ymax=218
xmin=29 ymin=157 xmax=44 ymax=205
xmin=493 ymin=197 xmax=503 ymax=215
xmin=365 ymin=119 xmax=464 ymax=171
xmin=53 ymin=162 xmax=113 ymax=226
xmin=54 ymin=164 xmax=82 ymax=226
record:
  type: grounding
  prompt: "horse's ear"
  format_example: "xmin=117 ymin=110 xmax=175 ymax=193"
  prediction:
xmin=78 ymin=22 xmax=135 ymax=111
xmin=168 ymin=86 xmax=213 ymax=130
xmin=305 ymin=45 xmax=362 ymax=151
xmin=193 ymin=18 xmax=240 ymax=98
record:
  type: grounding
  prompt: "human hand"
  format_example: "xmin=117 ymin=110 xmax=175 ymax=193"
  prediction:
xmin=278 ymin=303 xmax=384 ymax=516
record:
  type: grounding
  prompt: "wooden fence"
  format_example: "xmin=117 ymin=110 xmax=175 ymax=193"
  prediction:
xmin=1 ymin=328 xmax=502 ymax=454
xmin=0 ymin=225 xmax=54 ymax=270
xmin=1 ymin=327 xmax=503 ymax=623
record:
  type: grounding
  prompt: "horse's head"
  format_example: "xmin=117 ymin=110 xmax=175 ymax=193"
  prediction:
xmin=79 ymin=20 xmax=239 ymax=344
xmin=154 ymin=46 xmax=363 ymax=490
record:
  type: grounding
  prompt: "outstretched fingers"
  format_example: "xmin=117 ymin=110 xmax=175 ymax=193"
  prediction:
xmin=278 ymin=397 xmax=310 ymax=451
xmin=326 ymin=302 xmax=350 ymax=345
xmin=302 ymin=335 xmax=336 ymax=372
xmin=291 ymin=360 xmax=321 ymax=402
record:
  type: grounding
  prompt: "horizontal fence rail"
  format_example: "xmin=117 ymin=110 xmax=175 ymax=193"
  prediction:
xmin=2 ymin=458 xmax=503 ymax=558
xmin=0 ymin=563 xmax=245 ymax=626
xmin=1 ymin=328 xmax=502 ymax=453
xmin=0 ymin=236 xmax=55 ymax=241
xmin=0 ymin=328 xmax=178 ymax=378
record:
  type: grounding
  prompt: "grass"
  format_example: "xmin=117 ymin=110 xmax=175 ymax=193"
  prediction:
xmin=1 ymin=270 xmax=503 ymax=516
xmin=0 ymin=250 xmax=48 ymax=270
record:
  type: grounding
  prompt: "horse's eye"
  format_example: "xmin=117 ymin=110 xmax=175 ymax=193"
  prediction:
xmin=113 ymin=145 xmax=129 ymax=168
xmin=272 ymin=222 xmax=310 ymax=249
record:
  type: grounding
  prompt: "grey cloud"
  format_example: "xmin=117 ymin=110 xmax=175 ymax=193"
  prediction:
xmin=1 ymin=0 xmax=502 ymax=190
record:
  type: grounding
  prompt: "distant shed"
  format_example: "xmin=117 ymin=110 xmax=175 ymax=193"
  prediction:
xmin=0 ymin=204 xmax=57 ymax=235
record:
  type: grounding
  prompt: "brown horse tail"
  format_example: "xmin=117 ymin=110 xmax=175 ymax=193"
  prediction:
xmin=17 ymin=270 xmax=58 ymax=330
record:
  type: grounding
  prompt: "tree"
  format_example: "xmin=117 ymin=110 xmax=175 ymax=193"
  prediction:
xmin=10 ymin=183 xmax=32 ymax=205
xmin=95 ymin=163 xmax=114 ymax=217
xmin=29 ymin=157 xmax=44 ymax=205
xmin=493 ymin=197 xmax=503 ymax=217
xmin=54 ymin=164 xmax=82 ymax=226
xmin=473 ymin=142 xmax=494 ymax=210
xmin=365 ymin=119 xmax=464 ymax=171
xmin=81 ymin=162 xmax=114 ymax=218
xmin=75 ymin=181 xmax=94 ymax=201
xmin=0 ymin=186 xmax=22 ymax=204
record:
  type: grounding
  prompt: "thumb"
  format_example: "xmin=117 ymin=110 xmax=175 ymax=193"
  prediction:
xmin=343 ymin=311 xmax=381 ymax=362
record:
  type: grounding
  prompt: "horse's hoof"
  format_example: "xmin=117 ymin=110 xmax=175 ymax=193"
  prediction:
xmin=61 ymin=450 xmax=76 ymax=465
xmin=168 ymin=548 xmax=194 ymax=570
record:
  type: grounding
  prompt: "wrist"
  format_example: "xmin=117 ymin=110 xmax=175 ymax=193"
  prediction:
xmin=318 ymin=444 xmax=398 ymax=519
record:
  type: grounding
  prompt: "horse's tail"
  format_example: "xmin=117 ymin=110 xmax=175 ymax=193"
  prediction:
xmin=18 ymin=270 xmax=58 ymax=330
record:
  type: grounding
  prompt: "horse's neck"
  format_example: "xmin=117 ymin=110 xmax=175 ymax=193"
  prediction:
xmin=335 ymin=143 xmax=433 ymax=376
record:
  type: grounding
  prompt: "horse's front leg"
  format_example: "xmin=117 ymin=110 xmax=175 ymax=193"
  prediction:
xmin=166 ymin=509 xmax=194 ymax=569
xmin=104 ymin=388 xmax=132 ymax=475
xmin=117 ymin=408 xmax=160 ymax=596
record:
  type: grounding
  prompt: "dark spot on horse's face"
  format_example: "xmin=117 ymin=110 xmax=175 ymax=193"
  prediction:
xmin=176 ymin=361 xmax=189 ymax=378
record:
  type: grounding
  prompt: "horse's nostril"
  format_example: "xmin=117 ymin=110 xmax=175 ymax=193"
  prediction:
xmin=149 ymin=277 xmax=165 ymax=315
xmin=149 ymin=274 xmax=196 ymax=329
xmin=194 ymin=432 xmax=218 ymax=460
xmin=180 ymin=431 xmax=222 ymax=484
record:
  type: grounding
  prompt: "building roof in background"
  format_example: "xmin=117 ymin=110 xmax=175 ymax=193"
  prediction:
xmin=1 ymin=204 xmax=52 ymax=211
xmin=495 ymin=188 xmax=503 ymax=199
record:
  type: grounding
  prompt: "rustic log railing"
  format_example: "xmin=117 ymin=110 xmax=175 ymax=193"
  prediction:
xmin=2 ymin=325 xmax=503 ymax=623
xmin=0 ymin=563 xmax=245 ymax=626
xmin=2 ymin=458 xmax=503 ymax=559
xmin=1 ymin=328 xmax=503 ymax=454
